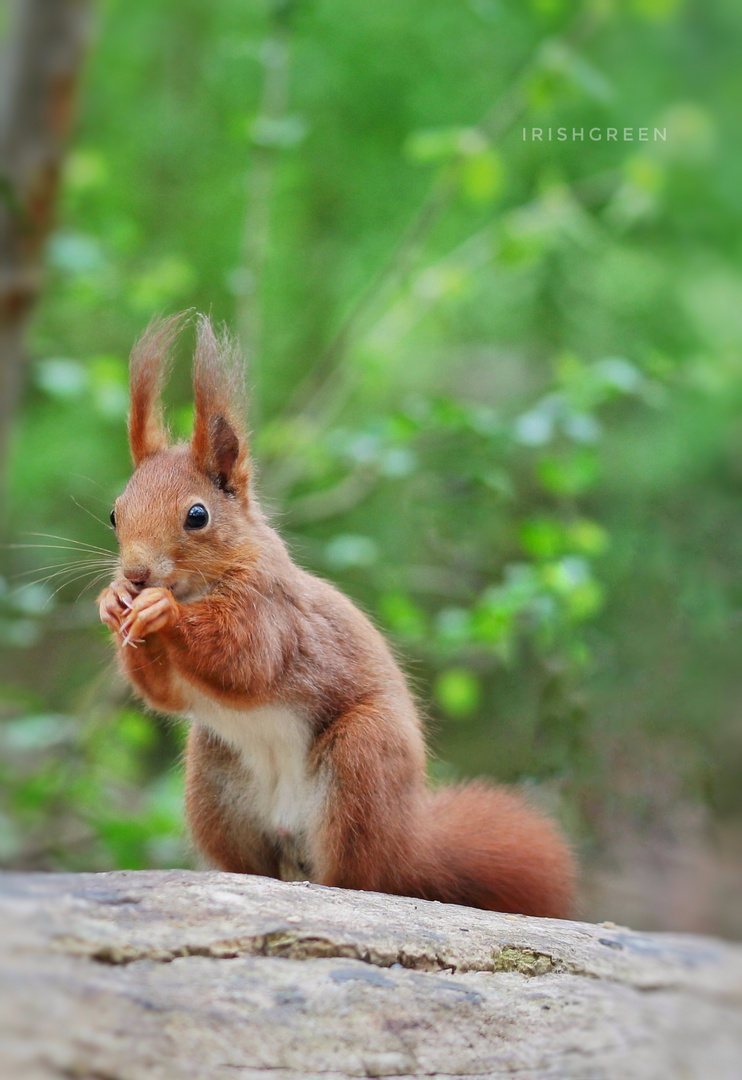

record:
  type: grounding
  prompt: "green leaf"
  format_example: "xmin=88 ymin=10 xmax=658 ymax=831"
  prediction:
xmin=520 ymin=517 xmax=566 ymax=560
xmin=405 ymin=126 xmax=488 ymax=164
xmin=34 ymin=359 xmax=87 ymax=400
xmin=537 ymin=450 xmax=600 ymax=497
xmin=249 ymin=115 xmax=308 ymax=148
xmin=128 ymin=255 xmax=196 ymax=312
xmin=380 ymin=592 xmax=427 ymax=640
xmin=48 ymin=232 xmax=104 ymax=275
xmin=459 ymin=149 xmax=503 ymax=204
xmin=65 ymin=149 xmax=109 ymax=192
xmin=325 ymin=534 xmax=379 ymax=570
xmin=1 ymin=714 xmax=74 ymax=752
xmin=117 ymin=711 xmax=157 ymax=752
xmin=567 ymin=519 xmax=609 ymax=556
xmin=435 ymin=668 xmax=481 ymax=719
xmin=435 ymin=607 xmax=471 ymax=646
xmin=630 ymin=0 xmax=681 ymax=22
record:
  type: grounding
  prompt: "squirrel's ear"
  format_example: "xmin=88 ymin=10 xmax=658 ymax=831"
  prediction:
xmin=191 ymin=316 xmax=250 ymax=497
xmin=129 ymin=314 xmax=186 ymax=466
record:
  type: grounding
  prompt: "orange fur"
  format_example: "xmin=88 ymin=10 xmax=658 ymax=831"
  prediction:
xmin=99 ymin=315 xmax=577 ymax=918
xmin=128 ymin=313 xmax=186 ymax=465
xmin=191 ymin=315 xmax=250 ymax=496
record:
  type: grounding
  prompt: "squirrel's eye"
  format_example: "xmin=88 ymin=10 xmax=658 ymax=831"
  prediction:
xmin=110 ymin=509 xmax=116 ymax=528
xmin=185 ymin=504 xmax=209 ymax=530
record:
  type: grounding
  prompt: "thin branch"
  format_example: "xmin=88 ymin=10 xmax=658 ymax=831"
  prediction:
xmin=235 ymin=0 xmax=299 ymax=426
xmin=265 ymin=221 xmax=497 ymax=498
xmin=283 ymin=466 xmax=378 ymax=525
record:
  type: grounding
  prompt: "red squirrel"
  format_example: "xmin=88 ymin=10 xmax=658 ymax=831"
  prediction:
xmin=98 ymin=314 xmax=576 ymax=917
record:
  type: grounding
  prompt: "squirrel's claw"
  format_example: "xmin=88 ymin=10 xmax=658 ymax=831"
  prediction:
xmin=120 ymin=587 xmax=179 ymax=643
xmin=98 ymin=578 xmax=140 ymax=633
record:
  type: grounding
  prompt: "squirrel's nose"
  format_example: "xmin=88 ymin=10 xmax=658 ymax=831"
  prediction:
xmin=123 ymin=566 xmax=151 ymax=589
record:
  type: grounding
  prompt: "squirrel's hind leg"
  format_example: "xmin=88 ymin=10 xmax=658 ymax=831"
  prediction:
xmin=310 ymin=700 xmax=425 ymax=896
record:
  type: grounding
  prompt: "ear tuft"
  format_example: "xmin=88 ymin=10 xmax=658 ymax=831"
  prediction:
xmin=129 ymin=313 xmax=190 ymax=466
xmin=192 ymin=316 xmax=249 ymax=497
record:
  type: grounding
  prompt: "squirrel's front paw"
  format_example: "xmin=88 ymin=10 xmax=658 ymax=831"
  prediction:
xmin=98 ymin=579 xmax=138 ymax=633
xmin=120 ymin=587 xmax=179 ymax=646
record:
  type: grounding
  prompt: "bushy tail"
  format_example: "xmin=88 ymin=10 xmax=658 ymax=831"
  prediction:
xmin=408 ymin=782 xmax=576 ymax=919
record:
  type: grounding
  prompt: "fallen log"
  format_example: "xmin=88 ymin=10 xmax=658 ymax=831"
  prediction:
xmin=0 ymin=869 xmax=740 ymax=1079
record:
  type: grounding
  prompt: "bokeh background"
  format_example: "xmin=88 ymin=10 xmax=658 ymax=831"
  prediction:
xmin=1 ymin=0 xmax=741 ymax=937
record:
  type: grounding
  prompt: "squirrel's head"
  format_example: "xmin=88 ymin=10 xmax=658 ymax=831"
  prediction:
xmin=110 ymin=314 xmax=254 ymax=602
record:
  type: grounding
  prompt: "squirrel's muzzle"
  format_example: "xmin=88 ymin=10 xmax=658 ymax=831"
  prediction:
xmin=123 ymin=566 xmax=151 ymax=590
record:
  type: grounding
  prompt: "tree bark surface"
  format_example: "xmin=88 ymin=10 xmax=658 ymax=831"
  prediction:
xmin=0 ymin=0 xmax=93 ymax=476
xmin=0 ymin=869 xmax=740 ymax=1079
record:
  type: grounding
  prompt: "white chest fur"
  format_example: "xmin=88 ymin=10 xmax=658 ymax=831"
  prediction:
xmin=182 ymin=686 xmax=326 ymax=844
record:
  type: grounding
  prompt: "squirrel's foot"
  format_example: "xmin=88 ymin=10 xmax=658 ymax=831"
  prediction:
xmin=120 ymin=587 xmax=179 ymax=646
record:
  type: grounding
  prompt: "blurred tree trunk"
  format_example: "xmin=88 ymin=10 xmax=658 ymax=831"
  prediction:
xmin=0 ymin=0 xmax=93 ymax=483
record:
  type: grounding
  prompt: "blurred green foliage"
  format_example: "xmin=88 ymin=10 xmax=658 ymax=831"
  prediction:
xmin=1 ymin=0 xmax=741 ymax=927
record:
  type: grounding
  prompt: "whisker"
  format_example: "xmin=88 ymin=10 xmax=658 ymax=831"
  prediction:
xmin=13 ymin=558 xmax=115 ymax=579
xmin=74 ymin=568 xmax=116 ymax=588
xmin=7 ymin=566 xmax=110 ymax=608
xmin=8 ymin=543 xmax=116 ymax=557
xmin=184 ymin=566 xmax=210 ymax=590
xmin=70 ymin=473 xmax=114 ymax=497
xmin=47 ymin=567 xmax=116 ymax=602
xmin=76 ymin=571 xmax=118 ymax=602
xmin=15 ymin=563 xmax=116 ymax=591
xmin=222 ymin=575 xmax=264 ymax=602
xmin=71 ymin=496 xmax=115 ymax=532
xmin=21 ymin=532 xmax=116 ymax=555
xmin=16 ymin=563 xmax=117 ymax=594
